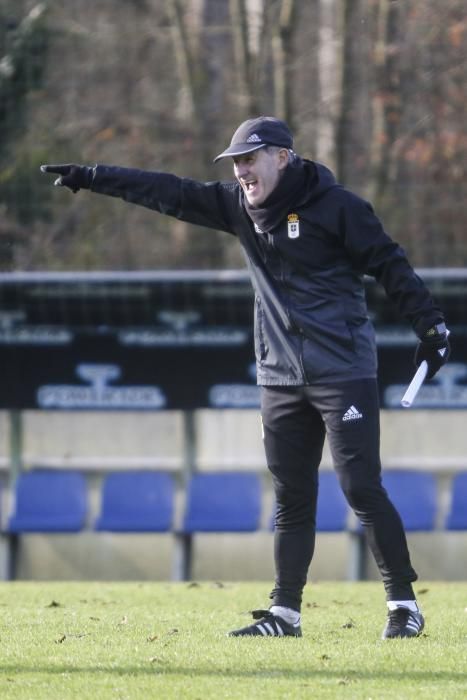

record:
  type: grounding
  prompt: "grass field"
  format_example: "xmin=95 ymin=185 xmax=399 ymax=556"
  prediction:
xmin=0 ymin=580 xmax=465 ymax=699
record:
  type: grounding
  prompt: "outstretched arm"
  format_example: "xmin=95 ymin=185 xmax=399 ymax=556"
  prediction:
xmin=41 ymin=163 xmax=239 ymax=234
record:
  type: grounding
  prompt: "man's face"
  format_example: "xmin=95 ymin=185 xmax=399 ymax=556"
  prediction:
xmin=233 ymin=147 xmax=288 ymax=206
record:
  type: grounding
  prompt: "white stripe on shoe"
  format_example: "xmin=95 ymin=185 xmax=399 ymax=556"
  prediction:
xmin=406 ymin=619 xmax=421 ymax=632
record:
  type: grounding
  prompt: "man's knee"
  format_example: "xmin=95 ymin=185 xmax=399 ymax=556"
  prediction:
xmin=339 ymin=473 xmax=385 ymax=512
xmin=274 ymin=485 xmax=317 ymax=529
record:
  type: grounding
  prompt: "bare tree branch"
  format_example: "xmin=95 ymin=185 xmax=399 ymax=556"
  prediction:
xmin=229 ymin=0 xmax=256 ymax=113
xmin=271 ymin=0 xmax=296 ymax=123
xmin=335 ymin=0 xmax=374 ymax=188
xmin=165 ymin=0 xmax=198 ymax=121
xmin=370 ymin=0 xmax=403 ymax=200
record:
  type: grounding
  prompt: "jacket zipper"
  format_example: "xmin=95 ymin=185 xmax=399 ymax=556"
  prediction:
xmin=297 ymin=335 xmax=310 ymax=384
xmin=276 ymin=243 xmax=309 ymax=384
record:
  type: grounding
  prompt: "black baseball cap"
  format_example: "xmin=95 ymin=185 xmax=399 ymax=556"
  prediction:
xmin=213 ymin=116 xmax=293 ymax=162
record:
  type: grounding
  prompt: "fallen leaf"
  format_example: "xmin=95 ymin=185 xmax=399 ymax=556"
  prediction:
xmin=338 ymin=678 xmax=350 ymax=686
xmin=341 ymin=619 xmax=355 ymax=629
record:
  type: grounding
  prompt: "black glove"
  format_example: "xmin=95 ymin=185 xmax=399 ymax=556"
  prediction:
xmin=414 ymin=322 xmax=450 ymax=379
xmin=40 ymin=164 xmax=94 ymax=193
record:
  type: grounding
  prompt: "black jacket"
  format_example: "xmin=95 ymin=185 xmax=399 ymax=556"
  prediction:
xmin=90 ymin=160 xmax=444 ymax=385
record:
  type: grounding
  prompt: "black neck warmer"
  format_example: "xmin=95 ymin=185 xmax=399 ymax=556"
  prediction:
xmin=243 ymin=154 xmax=315 ymax=232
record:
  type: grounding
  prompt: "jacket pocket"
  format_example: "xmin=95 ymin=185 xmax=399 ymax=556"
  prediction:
xmin=301 ymin=320 xmax=355 ymax=378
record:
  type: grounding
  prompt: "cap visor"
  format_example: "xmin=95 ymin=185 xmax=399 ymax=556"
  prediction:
xmin=213 ymin=143 xmax=266 ymax=163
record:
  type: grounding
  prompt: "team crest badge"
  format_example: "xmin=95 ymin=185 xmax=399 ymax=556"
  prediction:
xmin=287 ymin=213 xmax=300 ymax=239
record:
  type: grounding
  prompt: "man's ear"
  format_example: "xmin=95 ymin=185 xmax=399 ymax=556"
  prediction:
xmin=277 ymin=148 xmax=289 ymax=170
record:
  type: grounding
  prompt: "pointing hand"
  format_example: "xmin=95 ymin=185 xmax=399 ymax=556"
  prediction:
xmin=40 ymin=164 xmax=93 ymax=193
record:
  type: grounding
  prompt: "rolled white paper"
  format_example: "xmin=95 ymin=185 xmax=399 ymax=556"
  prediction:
xmin=401 ymin=360 xmax=428 ymax=408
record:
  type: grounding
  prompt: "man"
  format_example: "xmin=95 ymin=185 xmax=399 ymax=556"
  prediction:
xmin=41 ymin=116 xmax=450 ymax=640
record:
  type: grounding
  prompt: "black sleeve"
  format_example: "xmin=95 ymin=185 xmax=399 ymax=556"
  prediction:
xmin=90 ymin=165 xmax=239 ymax=234
xmin=338 ymin=191 xmax=445 ymax=337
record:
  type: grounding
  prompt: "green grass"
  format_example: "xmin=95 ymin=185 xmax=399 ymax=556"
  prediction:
xmin=0 ymin=581 xmax=465 ymax=699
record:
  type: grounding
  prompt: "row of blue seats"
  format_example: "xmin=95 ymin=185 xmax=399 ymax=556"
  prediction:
xmin=5 ymin=468 xmax=467 ymax=534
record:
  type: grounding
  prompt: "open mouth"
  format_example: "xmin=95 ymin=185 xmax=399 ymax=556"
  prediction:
xmin=243 ymin=180 xmax=258 ymax=194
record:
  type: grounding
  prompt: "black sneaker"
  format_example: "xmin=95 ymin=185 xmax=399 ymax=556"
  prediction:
xmin=228 ymin=609 xmax=302 ymax=637
xmin=382 ymin=607 xmax=425 ymax=639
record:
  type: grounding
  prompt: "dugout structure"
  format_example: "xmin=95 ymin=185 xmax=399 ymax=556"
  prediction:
xmin=1 ymin=267 xmax=466 ymax=481
xmin=0 ymin=269 xmax=466 ymax=581
xmin=0 ymin=268 xmax=465 ymax=415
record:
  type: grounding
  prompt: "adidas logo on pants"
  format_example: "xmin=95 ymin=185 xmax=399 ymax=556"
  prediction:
xmin=342 ymin=405 xmax=363 ymax=421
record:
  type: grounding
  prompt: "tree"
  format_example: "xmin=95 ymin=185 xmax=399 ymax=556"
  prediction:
xmin=0 ymin=2 xmax=49 ymax=267
xmin=0 ymin=0 xmax=465 ymax=270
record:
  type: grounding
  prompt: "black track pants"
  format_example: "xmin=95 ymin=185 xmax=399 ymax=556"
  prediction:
xmin=261 ymin=380 xmax=418 ymax=612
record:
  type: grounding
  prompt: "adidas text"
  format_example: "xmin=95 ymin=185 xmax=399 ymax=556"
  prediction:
xmin=342 ymin=405 xmax=363 ymax=421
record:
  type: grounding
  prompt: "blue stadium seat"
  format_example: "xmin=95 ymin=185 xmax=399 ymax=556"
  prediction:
xmin=8 ymin=469 xmax=88 ymax=532
xmin=445 ymin=472 xmax=467 ymax=530
xmin=271 ymin=471 xmax=349 ymax=532
xmin=174 ymin=471 xmax=262 ymax=581
xmin=382 ymin=470 xmax=437 ymax=531
xmin=95 ymin=471 xmax=175 ymax=532
xmin=315 ymin=471 xmax=349 ymax=531
xmin=182 ymin=472 xmax=261 ymax=532
xmin=348 ymin=469 xmax=437 ymax=581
